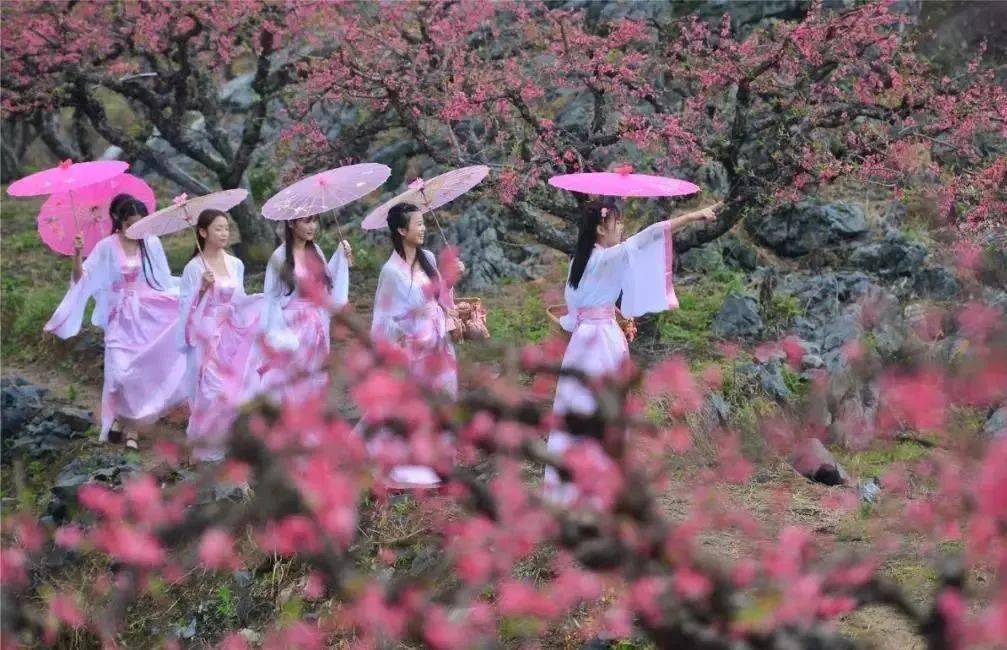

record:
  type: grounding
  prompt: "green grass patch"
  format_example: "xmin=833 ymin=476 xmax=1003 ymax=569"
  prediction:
xmin=780 ymin=365 xmax=808 ymax=398
xmin=4 ymin=230 xmax=43 ymax=254
xmin=766 ymin=292 xmax=802 ymax=330
xmin=887 ymin=560 xmax=938 ymax=596
xmin=654 ymin=270 xmax=744 ymax=352
xmin=833 ymin=439 xmax=930 ymax=479
xmin=486 ymin=287 xmax=551 ymax=346
xmin=2 ymin=282 xmax=65 ymax=357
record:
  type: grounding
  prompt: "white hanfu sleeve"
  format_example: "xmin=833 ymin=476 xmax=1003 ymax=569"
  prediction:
xmin=619 ymin=220 xmax=678 ymax=317
xmin=261 ymin=249 xmax=298 ymax=351
xmin=178 ymin=258 xmax=210 ymax=350
xmin=44 ymin=239 xmax=109 ymax=339
xmin=327 ymin=242 xmax=350 ymax=307
xmin=371 ymin=265 xmax=406 ymax=344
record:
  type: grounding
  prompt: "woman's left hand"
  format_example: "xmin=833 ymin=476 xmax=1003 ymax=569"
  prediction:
xmin=456 ymin=259 xmax=466 ymax=276
xmin=341 ymin=240 xmax=353 ymax=267
xmin=697 ymin=202 xmax=723 ymax=222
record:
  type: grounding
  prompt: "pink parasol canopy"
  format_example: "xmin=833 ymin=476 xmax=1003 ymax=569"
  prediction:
xmin=7 ymin=159 xmax=129 ymax=197
xmin=361 ymin=165 xmax=490 ymax=232
xmin=261 ymin=163 xmax=390 ymax=221
xmin=548 ymin=165 xmax=699 ymax=198
xmin=125 ymin=189 xmax=248 ymax=239
xmin=37 ymin=174 xmax=156 ymax=257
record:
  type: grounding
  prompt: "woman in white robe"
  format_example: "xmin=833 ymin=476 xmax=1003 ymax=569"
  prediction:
xmin=44 ymin=194 xmax=188 ymax=448
xmin=544 ymin=198 xmax=721 ymax=504
xmin=178 ymin=209 xmax=263 ymax=463
xmin=259 ymin=215 xmax=351 ymax=404
xmin=367 ymin=202 xmax=464 ymax=488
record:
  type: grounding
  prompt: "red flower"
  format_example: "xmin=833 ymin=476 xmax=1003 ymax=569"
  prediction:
xmin=198 ymin=529 xmax=240 ymax=571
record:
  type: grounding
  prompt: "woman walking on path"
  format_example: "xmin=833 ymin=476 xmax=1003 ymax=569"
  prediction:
xmin=259 ymin=215 xmax=351 ymax=405
xmin=45 ymin=194 xmax=188 ymax=449
xmin=178 ymin=209 xmax=263 ymax=463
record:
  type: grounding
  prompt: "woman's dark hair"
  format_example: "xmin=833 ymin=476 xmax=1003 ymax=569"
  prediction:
xmin=190 ymin=209 xmax=229 ymax=260
xmin=109 ymin=193 xmax=160 ymax=290
xmin=280 ymin=216 xmax=332 ymax=296
xmin=568 ymin=198 xmax=621 ymax=289
xmin=387 ymin=202 xmax=437 ymax=285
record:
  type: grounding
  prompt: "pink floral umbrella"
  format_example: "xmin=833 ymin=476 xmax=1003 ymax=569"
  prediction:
xmin=37 ymin=174 xmax=156 ymax=256
xmin=548 ymin=165 xmax=700 ymax=198
xmin=125 ymin=189 xmax=249 ymax=239
xmin=262 ymin=163 xmax=390 ymax=243
xmin=7 ymin=159 xmax=129 ymax=198
xmin=8 ymin=159 xmax=130 ymax=255
xmin=361 ymin=165 xmax=490 ymax=242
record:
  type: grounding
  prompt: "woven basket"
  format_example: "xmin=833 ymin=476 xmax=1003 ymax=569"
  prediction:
xmin=546 ymin=304 xmax=634 ymax=342
xmin=451 ymin=296 xmax=490 ymax=342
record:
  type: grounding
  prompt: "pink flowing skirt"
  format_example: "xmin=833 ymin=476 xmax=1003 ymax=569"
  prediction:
xmin=187 ymin=295 xmax=261 ymax=462
xmin=544 ymin=317 xmax=627 ymax=504
xmin=101 ymin=283 xmax=188 ymax=440
xmin=260 ymin=300 xmax=330 ymax=406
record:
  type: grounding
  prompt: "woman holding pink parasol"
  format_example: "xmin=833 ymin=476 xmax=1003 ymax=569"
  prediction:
xmin=176 ymin=208 xmax=264 ymax=463
xmin=359 ymin=166 xmax=485 ymax=489
xmin=258 ymin=217 xmax=351 ymax=402
xmin=44 ymin=193 xmax=189 ymax=449
xmin=543 ymin=167 xmax=721 ymax=505
xmin=257 ymin=164 xmax=389 ymax=405
xmin=365 ymin=202 xmax=464 ymax=488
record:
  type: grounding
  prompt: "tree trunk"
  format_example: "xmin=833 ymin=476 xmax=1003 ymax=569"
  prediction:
xmin=229 ymin=201 xmax=277 ymax=268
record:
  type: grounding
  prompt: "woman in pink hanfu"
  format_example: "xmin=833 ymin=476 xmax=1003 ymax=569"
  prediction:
xmin=544 ymin=199 xmax=721 ymax=505
xmin=45 ymin=194 xmax=188 ymax=449
xmin=179 ymin=209 xmax=263 ymax=462
xmin=368 ymin=202 xmax=464 ymax=488
xmin=259 ymin=216 xmax=351 ymax=404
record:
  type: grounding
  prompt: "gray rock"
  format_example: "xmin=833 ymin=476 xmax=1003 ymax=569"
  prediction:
xmin=738 ymin=360 xmax=792 ymax=402
xmin=791 ymin=438 xmax=850 ymax=486
xmin=746 ymin=201 xmax=868 ymax=257
xmin=47 ymin=451 xmax=141 ymax=523
xmin=848 ymin=234 xmax=927 ymax=279
xmin=759 ymin=360 xmax=792 ymax=402
xmin=859 ymin=479 xmax=881 ymax=504
xmin=554 ymin=89 xmax=594 ymax=134
xmin=219 ymin=73 xmax=259 ymax=110
xmin=678 ymin=242 xmax=723 ymax=273
xmin=2 ymin=377 xmax=93 ymax=459
xmin=821 ymin=313 xmax=862 ymax=357
xmin=174 ymin=618 xmax=197 ymax=640
xmin=985 ymin=407 xmax=1007 ymax=439
xmin=1 ymin=376 xmax=46 ymax=441
xmin=433 ymin=204 xmax=532 ymax=291
xmin=801 ymin=353 xmax=825 ymax=370
xmin=914 ymin=266 xmax=959 ymax=299
xmin=708 ymin=392 xmax=731 ymax=424
xmin=721 ymin=235 xmax=759 ymax=271
xmin=99 ymin=145 xmax=124 ymax=161
xmin=712 ymin=293 xmax=764 ymax=339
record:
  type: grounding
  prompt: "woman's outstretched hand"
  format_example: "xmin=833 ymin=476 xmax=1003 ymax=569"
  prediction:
xmin=696 ymin=201 xmax=724 ymax=222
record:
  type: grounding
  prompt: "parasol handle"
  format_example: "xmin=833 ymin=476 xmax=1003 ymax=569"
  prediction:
xmin=67 ymin=189 xmax=82 ymax=236
xmin=185 ymin=205 xmax=209 ymax=273
xmin=327 ymin=210 xmax=352 ymax=268
xmin=417 ymin=187 xmax=449 ymax=246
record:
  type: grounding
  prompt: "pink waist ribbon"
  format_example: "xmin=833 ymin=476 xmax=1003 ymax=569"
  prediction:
xmin=575 ymin=306 xmax=615 ymax=326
